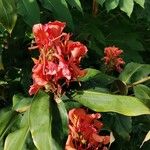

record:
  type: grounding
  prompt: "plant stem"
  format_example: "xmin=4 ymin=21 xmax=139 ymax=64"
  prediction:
xmin=92 ymin=0 xmax=99 ymax=17
xmin=128 ymin=76 xmax=150 ymax=88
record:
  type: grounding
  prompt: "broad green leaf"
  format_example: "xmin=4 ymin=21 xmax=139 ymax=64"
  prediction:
xmin=17 ymin=0 xmax=40 ymax=26
xmin=72 ymin=90 xmax=150 ymax=116
xmin=78 ymin=68 xmax=100 ymax=82
xmin=105 ymin=0 xmax=119 ymax=12
xmin=13 ymin=98 xmax=32 ymax=113
xmin=119 ymin=62 xmax=150 ymax=84
xmin=112 ymin=114 xmax=132 ymax=140
xmin=134 ymin=0 xmax=145 ymax=8
xmin=137 ymin=0 xmax=150 ymax=22
xmin=40 ymin=0 xmax=73 ymax=29
xmin=80 ymin=70 xmax=115 ymax=89
xmin=96 ymin=0 xmax=106 ymax=6
xmin=51 ymin=101 xmax=68 ymax=148
xmin=29 ymin=91 xmax=59 ymax=150
xmin=64 ymin=100 xmax=82 ymax=111
xmin=134 ymin=84 xmax=150 ymax=108
xmin=0 ymin=0 xmax=17 ymax=33
xmin=66 ymin=0 xmax=83 ymax=13
xmin=103 ymin=113 xmax=132 ymax=140
xmin=140 ymin=131 xmax=150 ymax=148
xmin=57 ymin=101 xmax=68 ymax=138
xmin=13 ymin=94 xmax=23 ymax=107
xmin=119 ymin=0 xmax=134 ymax=17
xmin=4 ymin=112 xmax=29 ymax=150
xmin=134 ymin=84 xmax=150 ymax=100
xmin=13 ymin=94 xmax=32 ymax=113
xmin=0 ymin=109 xmax=13 ymax=137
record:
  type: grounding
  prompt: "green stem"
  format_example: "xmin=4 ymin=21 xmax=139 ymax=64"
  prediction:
xmin=128 ymin=76 xmax=150 ymax=88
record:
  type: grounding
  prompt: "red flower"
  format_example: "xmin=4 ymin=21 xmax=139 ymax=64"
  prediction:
xmin=32 ymin=21 xmax=66 ymax=49
xmin=103 ymin=46 xmax=125 ymax=72
xmin=29 ymin=21 xmax=88 ymax=98
xmin=65 ymin=108 xmax=110 ymax=150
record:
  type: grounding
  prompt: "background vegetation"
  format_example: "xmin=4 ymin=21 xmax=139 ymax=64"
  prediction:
xmin=0 ymin=0 xmax=150 ymax=149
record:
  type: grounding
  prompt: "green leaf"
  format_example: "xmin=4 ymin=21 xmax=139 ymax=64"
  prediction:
xmin=64 ymin=100 xmax=82 ymax=111
xmin=0 ymin=109 xmax=13 ymax=137
xmin=13 ymin=94 xmax=32 ymax=112
xmin=29 ymin=91 xmax=59 ymax=150
xmin=51 ymin=101 xmax=68 ymax=148
xmin=0 ymin=0 xmax=17 ymax=33
xmin=40 ymin=0 xmax=73 ymax=29
xmin=134 ymin=0 xmax=145 ymax=8
xmin=72 ymin=90 xmax=150 ymax=116
xmin=17 ymin=0 xmax=40 ymax=26
xmin=96 ymin=0 xmax=106 ymax=6
xmin=105 ymin=0 xmax=119 ymax=12
xmin=66 ymin=0 xmax=83 ymax=13
xmin=4 ymin=112 xmax=29 ymax=150
xmin=134 ymin=84 xmax=150 ymax=100
xmin=57 ymin=101 xmax=68 ymax=138
xmin=80 ymin=71 xmax=115 ymax=89
xmin=134 ymin=84 xmax=150 ymax=108
xmin=13 ymin=97 xmax=32 ymax=113
xmin=119 ymin=62 xmax=150 ymax=84
xmin=78 ymin=68 xmax=100 ymax=82
xmin=119 ymin=0 xmax=134 ymax=17
xmin=112 ymin=114 xmax=132 ymax=140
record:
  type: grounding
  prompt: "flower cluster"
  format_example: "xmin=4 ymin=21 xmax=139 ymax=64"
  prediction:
xmin=103 ymin=46 xmax=125 ymax=72
xmin=29 ymin=21 xmax=87 ymax=97
xmin=65 ymin=108 xmax=110 ymax=150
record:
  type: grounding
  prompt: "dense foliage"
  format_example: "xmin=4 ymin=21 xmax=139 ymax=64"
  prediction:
xmin=0 ymin=0 xmax=150 ymax=149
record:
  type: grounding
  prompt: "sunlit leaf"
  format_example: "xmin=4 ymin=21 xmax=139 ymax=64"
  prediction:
xmin=105 ymin=0 xmax=119 ymax=12
xmin=140 ymin=131 xmax=150 ymax=148
xmin=29 ymin=90 xmax=60 ymax=150
xmin=119 ymin=0 xmax=134 ymax=17
xmin=72 ymin=90 xmax=150 ymax=116
xmin=134 ymin=0 xmax=145 ymax=8
xmin=109 ymin=132 xmax=115 ymax=148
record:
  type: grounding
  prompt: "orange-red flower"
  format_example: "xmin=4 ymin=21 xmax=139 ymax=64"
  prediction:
xmin=103 ymin=46 xmax=125 ymax=72
xmin=65 ymin=108 xmax=110 ymax=150
xmin=32 ymin=21 xmax=66 ymax=49
xmin=29 ymin=21 xmax=88 ymax=98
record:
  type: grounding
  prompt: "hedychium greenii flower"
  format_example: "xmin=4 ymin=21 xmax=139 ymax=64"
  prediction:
xmin=65 ymin=108 xmax=110 ymax=150
xmin=29 ymin=21 xmax=88 ymax=99
xmin=103 ymin=46 xmax=125 ymax=72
